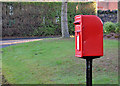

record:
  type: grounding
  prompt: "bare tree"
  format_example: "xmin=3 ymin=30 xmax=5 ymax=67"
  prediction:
xmin=61 ymin=0 xmax=70 ymax=38
xmin=118 ymin=1 xmax=120 ymax=23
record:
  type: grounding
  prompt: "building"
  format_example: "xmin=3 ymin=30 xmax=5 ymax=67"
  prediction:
xmin=85 ymin=0 xmax=118 ymax=10
xmin=97 ymin=0 xmax=118 ymax=10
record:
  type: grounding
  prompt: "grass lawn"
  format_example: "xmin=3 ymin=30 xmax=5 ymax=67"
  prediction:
xmin=2 ymin=38 xmax=118 ymax=84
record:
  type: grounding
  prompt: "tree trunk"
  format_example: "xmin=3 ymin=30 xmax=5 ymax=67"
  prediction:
xmin=61 ymin=1 xmax=70 ymax=38
xmin=118 ymin=1 xmax=120 ymax=23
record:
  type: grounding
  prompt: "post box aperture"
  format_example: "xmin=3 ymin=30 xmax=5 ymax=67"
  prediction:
xmin=74 ymin=15 xmax=103 ymax=58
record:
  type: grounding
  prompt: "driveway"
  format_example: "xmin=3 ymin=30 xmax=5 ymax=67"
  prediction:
xmin=0 ymin=37 xmax=45 ymax=48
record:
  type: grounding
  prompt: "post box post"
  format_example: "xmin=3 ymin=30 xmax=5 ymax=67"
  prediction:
xmin=86 ymin=58 xmax=92 ymax=86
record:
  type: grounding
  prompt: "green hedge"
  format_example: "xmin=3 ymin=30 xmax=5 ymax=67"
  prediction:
xmin=2 ymin=2 xmax=96 ymax=37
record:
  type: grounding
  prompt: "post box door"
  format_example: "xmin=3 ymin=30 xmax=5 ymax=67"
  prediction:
xmin=82 ymin=15 xmax=103 ymax=56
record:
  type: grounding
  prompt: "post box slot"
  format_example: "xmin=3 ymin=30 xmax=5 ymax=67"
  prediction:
xmin=73 ymin=20 xmax=80 ymax=25
xmin=75 ymin=30 xmax=81 ymax=32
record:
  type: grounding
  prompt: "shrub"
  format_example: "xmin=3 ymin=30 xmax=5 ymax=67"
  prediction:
xmin=103 ymin=22 xmax=116 ymax=34
xmin=115 ymin=22 xmax=120 ymax=33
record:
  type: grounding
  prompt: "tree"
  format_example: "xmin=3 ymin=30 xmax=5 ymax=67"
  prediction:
xmin=118 ymin=1 xmax=120 ymax=23
xmin=61 ymin=0 xmax=70 ymax=38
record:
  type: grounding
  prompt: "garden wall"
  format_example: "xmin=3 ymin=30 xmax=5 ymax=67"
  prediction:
xmin=2 ymin=2 xmax=96 ymax=37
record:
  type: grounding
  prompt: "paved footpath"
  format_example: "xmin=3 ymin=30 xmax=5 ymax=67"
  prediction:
xmin=0 ymin=37 xmax=44 ymax=48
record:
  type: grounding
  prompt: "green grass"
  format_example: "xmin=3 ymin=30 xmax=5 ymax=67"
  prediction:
xmin=2 ymin=38 xmax=118 ymax=84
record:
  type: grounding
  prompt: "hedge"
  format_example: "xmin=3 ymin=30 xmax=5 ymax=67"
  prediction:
xmin=97 ymin=10 xmax=117 ymax=23
xmin=2 ymin=2 xmax=96 ymax=37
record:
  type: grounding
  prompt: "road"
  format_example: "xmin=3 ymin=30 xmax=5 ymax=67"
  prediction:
xmin=0 ymin=37 xmax=46 ymax=48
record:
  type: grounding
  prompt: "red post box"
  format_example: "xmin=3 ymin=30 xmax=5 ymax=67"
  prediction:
xmin=74 ymin=15 xmax=103 ymax=58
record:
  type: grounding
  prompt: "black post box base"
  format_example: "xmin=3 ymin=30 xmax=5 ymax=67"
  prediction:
xmin=82 ymin=56 xmax=101 ymax=59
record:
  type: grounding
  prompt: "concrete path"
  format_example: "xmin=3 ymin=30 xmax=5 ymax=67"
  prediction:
xmin=1 ymin=38 xmax=44 ymax=48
